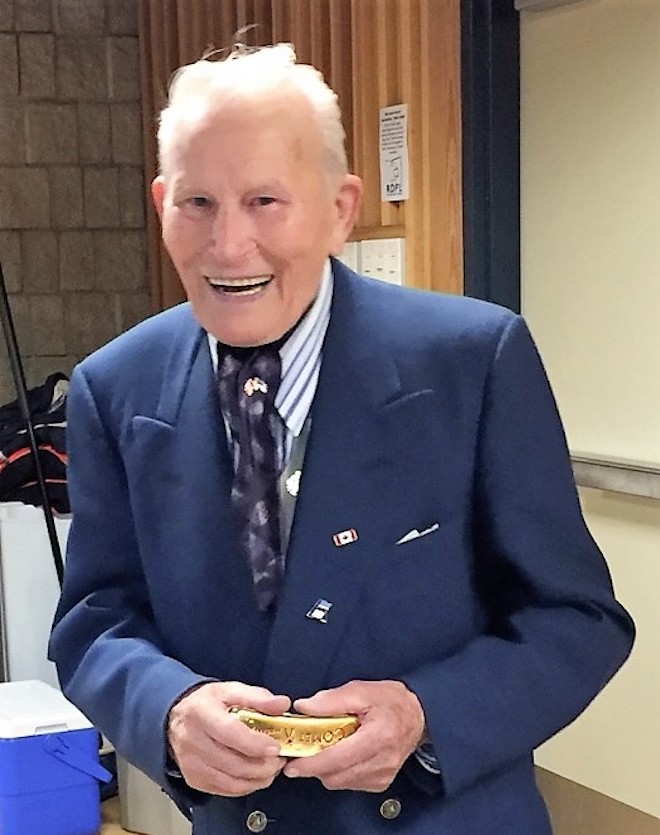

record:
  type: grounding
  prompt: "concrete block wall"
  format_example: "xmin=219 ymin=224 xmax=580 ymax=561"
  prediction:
xmin=0 ymin=0 xmax=150 ymax=405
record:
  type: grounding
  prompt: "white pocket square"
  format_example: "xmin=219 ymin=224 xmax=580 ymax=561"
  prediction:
xmin=396 ymin=522 xmax=440 ymax=545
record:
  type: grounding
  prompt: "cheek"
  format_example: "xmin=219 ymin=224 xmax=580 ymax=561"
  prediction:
xmin=258 ymin=244 xmax=326 ymax=290
xmin=162 ymin=218 xmax=209 ymax=265
xmin=258 ymin=212 xmax=332 ymax=267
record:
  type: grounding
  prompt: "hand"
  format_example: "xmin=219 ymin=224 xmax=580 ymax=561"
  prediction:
xmin=282 ymin=679 xmax=426 ymax=792
xmin=167 ymin=681 xmax=291 ymax=796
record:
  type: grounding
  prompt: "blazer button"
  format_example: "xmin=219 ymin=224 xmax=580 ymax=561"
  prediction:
xmin=379 ymin=798 xmax=402 ymax=820
xmin=246 ymin=810 xmax=268 ymax=832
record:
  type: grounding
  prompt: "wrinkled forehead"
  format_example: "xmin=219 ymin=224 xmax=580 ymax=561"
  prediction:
xmin=164 ymin=88 xmax=324 ymax=177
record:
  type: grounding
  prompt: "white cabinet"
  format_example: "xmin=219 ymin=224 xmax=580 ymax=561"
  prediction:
xmin=0 ymin=503 xmax=71 ymax=688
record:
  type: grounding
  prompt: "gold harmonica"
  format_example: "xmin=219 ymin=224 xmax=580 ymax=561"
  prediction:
xmin=229 ymin=708 xmax=359 ymax=757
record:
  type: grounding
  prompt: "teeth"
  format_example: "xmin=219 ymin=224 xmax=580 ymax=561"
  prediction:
xmin=208 ymin=275 xmax=271 ymax=289
xmin=231 ymin=285 xmax=265 ymax=296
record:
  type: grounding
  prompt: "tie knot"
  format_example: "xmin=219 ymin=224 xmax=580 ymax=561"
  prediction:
xmin=241 ymin=350 xmax=280 ymax=406
xmin=217 ymin=343 xmax=281 ymax=411
xmin=247 ymin=347 xmax=280 ymax=387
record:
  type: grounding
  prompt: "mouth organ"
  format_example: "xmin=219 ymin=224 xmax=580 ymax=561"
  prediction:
xmin=229 ymin=708 xmax=359 ymax=757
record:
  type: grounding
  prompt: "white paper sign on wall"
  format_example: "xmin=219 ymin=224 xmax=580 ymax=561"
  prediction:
xmin=379 ymin=104 xmax=409 ymax=202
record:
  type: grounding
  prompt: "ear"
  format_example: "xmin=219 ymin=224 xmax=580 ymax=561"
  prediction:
xmin=328 ymin=174 xmax=363 ymax=256
xmin=151 ymin=176 xmax=166 ymax=221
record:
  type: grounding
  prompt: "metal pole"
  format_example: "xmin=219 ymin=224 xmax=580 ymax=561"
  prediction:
xmin=0 ymin=261 xmax=64 ymax=586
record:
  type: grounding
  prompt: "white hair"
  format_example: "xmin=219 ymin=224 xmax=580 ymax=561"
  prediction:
xmin=157 ymin=43 xmax=348 ymax=182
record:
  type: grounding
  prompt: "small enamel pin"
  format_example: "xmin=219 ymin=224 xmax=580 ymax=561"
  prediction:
xmin=243 ymin=377 xmax=268 ymax=396
xmin=333 ymin=528 xmax=358 ymax=547
xmin=285 ymin=469 xmax=302 ymax=497
xmin=306 ymin=599 xmax=333 ymax=623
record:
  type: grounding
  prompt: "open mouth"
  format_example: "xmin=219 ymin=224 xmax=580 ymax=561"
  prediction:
xmin=207 ymin=275 xmax=273 ymax=296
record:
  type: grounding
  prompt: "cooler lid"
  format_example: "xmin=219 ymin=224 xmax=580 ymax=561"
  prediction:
xmin=0 ymin=680 xmax=94 ymax=738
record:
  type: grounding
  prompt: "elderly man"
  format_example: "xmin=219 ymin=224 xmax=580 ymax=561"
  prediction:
xmin=50 ymin=44 xmax=633 ymax=834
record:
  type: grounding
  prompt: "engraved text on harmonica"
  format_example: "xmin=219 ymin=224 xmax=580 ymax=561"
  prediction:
xmin=246 ymin=721 xmax=349 ymax=746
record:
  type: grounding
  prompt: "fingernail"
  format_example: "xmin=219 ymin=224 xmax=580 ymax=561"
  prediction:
xmin=286 ymin=767 xmax=299 ymax=778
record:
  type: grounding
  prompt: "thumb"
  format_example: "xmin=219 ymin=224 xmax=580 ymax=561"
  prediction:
xmin=220 ymin=682 xmax=291 ymax=714
xmin=294 ymin=686 xmax=359 ymax=717
xmin=251 ymin=692 xmax=292 ymax=715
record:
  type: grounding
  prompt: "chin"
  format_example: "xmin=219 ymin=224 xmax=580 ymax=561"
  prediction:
xmin=204 ymin=308 xmax=296 ymax=347
xmin=210 ymin=327 xmax=282 ymax=348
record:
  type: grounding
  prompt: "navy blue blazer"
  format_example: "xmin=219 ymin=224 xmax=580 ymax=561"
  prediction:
xmin=50 ymin=260 xmax=634 ymax=834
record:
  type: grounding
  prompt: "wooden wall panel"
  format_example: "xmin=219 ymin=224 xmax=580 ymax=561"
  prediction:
xmin=236 ymin=0 xmax=251 ymax=31
xmin=375 ymin=0 xmax=401 ymax=230
xmin=398 ymin=0 xmax=424 ymax=285
xmin=328 ymin=0 xmax=353 ymax=169
xmin=138 ymin=0 xmax=462 ymax=307
xmin=270 ymin=0 xmax=290 ymax=42
xmin=351 ymin=0 xmax=381 ymax=230
xmin=420 ymin=0 xmax=462 ymax=294
xmin=309 ymin=1 xmax=328 ymax=70
xmin=290 ymin=0 xmax=312 ymax=63
xmin=140 ymin=0 xmax=181 ymax=309
xmin=252 ymin=1 xmax=273 ymax=44
xmin=217 ymin=2 xmax=238 ymax=46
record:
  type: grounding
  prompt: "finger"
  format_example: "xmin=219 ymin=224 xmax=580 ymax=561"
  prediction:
xmin=172 ymin=703 xmax=281 ymax=760
xmin=218 ymin=682 xmax=291 ymax=715
xmin=268 ymin=719 xmax=405 ymax=792
xmin=293 ymin=683 xmax=365 ymax=717
xmin=284 ymin=739 xmax=368 ymax=777
xmin=284 ymin=747 xmax=387 ymax=792
xmin=207 ymin=711 xmax=283 ymax=759
xmin=183 ymin=754 xmax=286 ymax=796
xmin=199 ymin=739 xmax=287 ymax=782
xmin=287 ymin=707 xmax=371 ymax=774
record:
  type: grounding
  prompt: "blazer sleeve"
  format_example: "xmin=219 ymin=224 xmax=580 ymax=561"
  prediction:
xmin=401 ymin=314 xmax=634 ymax=798
xmin=49 ymin=365 xmax=212 ymax=809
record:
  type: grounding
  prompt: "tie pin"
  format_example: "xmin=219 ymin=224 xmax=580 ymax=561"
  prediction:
xmin=243 ymin=376 xmax=268 ymax=396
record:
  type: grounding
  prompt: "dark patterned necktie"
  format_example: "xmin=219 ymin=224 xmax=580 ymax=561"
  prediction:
xmin=217 ymin=344 xmax=283 ymax=610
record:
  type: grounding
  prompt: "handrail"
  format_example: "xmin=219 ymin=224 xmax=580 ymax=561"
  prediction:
xmin=571 ymin=453 xmax=660 ymax=500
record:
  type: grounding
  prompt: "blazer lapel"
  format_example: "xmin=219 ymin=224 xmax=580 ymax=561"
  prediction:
xmin=263 ymin=264 xmax=435 ymax=698
xmin=129 ymin=312 xmax=257 ymax=616
xmin=142 ymin=312 xmax=233 ymax=496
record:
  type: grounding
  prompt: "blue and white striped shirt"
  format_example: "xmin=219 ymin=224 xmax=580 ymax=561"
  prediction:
xmin=208 ymin=259 xmax=333 ymax=470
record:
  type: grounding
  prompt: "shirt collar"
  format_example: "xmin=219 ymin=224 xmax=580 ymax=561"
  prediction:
xmin=207 ymin=259 xmax=333 ymax=435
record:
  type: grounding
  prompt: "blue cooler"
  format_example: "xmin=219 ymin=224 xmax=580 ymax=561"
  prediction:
xmin=0 ymin=680 xmax=112 ymax=835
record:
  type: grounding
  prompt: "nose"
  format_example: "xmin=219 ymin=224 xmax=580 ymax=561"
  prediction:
xmin=209 ymin=204 xmax=256 ymax=264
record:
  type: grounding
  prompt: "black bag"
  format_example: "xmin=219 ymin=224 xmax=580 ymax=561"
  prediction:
xmin=0 ymin=373 xmax=69 ymax=513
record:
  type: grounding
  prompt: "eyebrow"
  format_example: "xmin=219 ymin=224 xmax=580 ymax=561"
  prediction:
xmin=245 ymin=180 xmax=291 ymax=195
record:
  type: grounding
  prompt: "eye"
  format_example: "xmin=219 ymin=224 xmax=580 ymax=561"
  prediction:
xmin=252 ymin=196 xmax=277 ymax=207
xmin=177 ymin=195 xmax=215 ymax=219
xmin=188 ymin=196 xmax=212 ymax=209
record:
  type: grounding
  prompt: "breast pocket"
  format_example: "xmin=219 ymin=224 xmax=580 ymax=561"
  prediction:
xmin=360 ymin=517 xmax=476 ymax=667
xmin=387 ymin=509 xmax=463 ymax=563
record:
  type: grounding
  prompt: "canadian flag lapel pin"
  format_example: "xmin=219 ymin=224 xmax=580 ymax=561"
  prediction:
xmin=332 ymin=528 xmax=359 ymax=547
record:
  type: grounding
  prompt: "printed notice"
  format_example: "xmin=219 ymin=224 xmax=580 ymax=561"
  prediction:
xmin=379 ymin=104 xmax=409 ymax=202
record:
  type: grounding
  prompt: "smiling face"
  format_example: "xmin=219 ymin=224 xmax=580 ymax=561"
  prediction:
xmin=152 ymin=90 xmax=361 ymax=346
